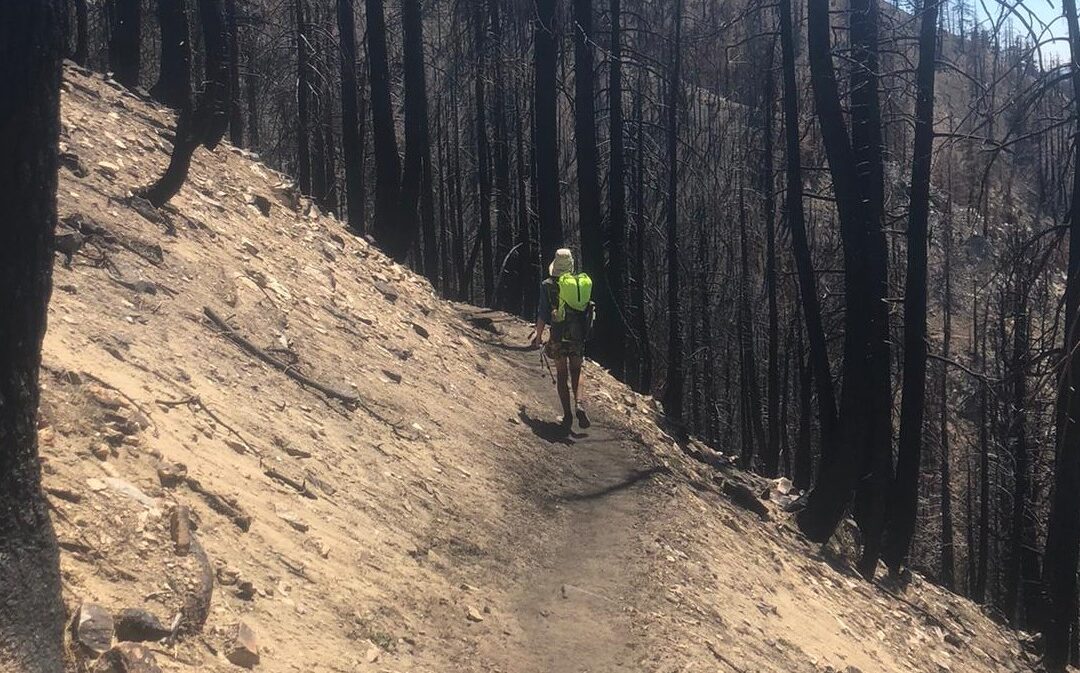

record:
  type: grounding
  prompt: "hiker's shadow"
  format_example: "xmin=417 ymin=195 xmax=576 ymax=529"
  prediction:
xmin=518 ymin=409 xmax=587 ymax=445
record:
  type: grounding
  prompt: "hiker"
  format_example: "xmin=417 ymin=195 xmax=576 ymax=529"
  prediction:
xmin=532 ymin=248 xmax=594 ymax=430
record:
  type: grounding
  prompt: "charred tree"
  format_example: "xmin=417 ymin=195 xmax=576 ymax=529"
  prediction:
xmin=534 ymin=0 xmax=561 ymax=262
xmin=151 ymin=0 xmax=191 ymax=109
xmin=74 ymin=0 xmax=89 ymax=65
xmin=1042 ymin=0 xmax=1080 ymax=664
xmin=402 ymin=0 xmax=435 ymax=277
xmin=662 ymin=0 xmax=684 ymax=423
xmin=140 ymin=0 xmax=229 ymax=207
xmin=0 ymin=2 xmax=67 ymax=669
xmin=779 ymin=0 xmax=836 ymax=459
xmin=337 ymin=0 xmax=365 ymax=234
xmin=295 ymin=0 xmax=311 ymax=194
xmin=490 ymin=0 xmax=515 ymax=308
xmin=882 ymin=0 xmax=939 ymax=574
xmin=607 ymin=0 xmax=627 ymax=377
xmin=365 ymin=0 xmax=404 ymax=256
xmin=108 ymin=0 xmax=141 ymax=88
xmin=473 ymin=0 xmax=494 ymax=301
xmin=226 ymin=0 xmax=243 ymax=146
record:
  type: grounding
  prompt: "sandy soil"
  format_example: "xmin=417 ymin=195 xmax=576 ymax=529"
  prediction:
xmin=36 ymin=63 xmax=1042 ymax=673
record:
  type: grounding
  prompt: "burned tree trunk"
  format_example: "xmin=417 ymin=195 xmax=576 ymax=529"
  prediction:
xmin=882 ymin=0 xmax=939 ymax=574
xmin=140 ymin=0 xmax=229 ymax=207
xmin=295 ymin=0 xmax=311 ymax=194
xmin=74 ymin=0 xmax=89 ymax=65
xmin=226 ymin=0 xmax=243 ymax=146
xmin=402 ymin=0 xmax=434 ymax=275
xmin=534 ymin=0 xmax=561 ymax=261
xmin=109 ymin=0 xmax=141 ymax=88
xmin=607 ymin=0 xmax=627 ymax=377
xmin=1042 ymin=0 xmax=1080 ymax=665
xmin=662 ymin=0 xmax=684 ymax=423
xmin=0 ymin=2 xmax=67 ymax=669
xmin=473 ymin=0 xmax=494 ymax=301
xmin=151 ymin=0 xmax=191 ymax=110
xmin=366 ymin=0 xmax=404 ymax=257
xmin=337 ymin=0 xmax=364 ymax=234
xmin=779 ymin=0 xmax=835 ymax=461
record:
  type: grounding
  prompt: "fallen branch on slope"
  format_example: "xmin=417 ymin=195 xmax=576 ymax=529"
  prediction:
xmin=202 ymin=306 xmax=360 ymax=408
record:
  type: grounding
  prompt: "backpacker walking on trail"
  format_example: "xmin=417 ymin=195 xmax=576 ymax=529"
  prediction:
xmin=532 ymin=248 xmax=595 ymax=431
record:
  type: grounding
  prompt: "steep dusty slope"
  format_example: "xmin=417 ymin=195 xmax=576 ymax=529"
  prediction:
xmin=39 ymin=63 xmax=1036 ymax=673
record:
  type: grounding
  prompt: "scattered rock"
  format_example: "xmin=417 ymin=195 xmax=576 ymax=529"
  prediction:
xmin=236 ymin=580 xmax=256 ymax=601
xmin=466 ymin=606 xmax=485 ymax=623
xmin=373 ymin=281 xmax=399 ymax=303
xmin=86 ymin=384 xmax=126 ymax=410
xmin=365 ymin=644 xmax=380 ymax=663
xmin=72 ymin=602 xmax=114 ymax=655
xmin=96 ymin=160 xmax=121 ymax=178
xmin=217 ymin=566 xmax=240 ymax=586
xmin=240 ymin=237 xmax=260 ymax=256
xmin=92 ymin=642 xmax=162 ymax=673
xmin=276 ymin=508 xmax=310 ymax=533
xmin=113 ymin=608 xmax=171 ymax=642
xmin=251 ymin=194 xmax=273 ymax=217
xmin=55 ymin=231 xmax=87 ymax=264
xmin=156 ymin=461 xmax=187 ymax=488
xmin=60 ymin=151 xmax=88 ymax=177
xmin=91 ymin=442 xmax=110 ymax=460
xmin=411 ymin=322 xmax=430 ymax=339
xmin=225 ymin=621 xmax=260 ymax=668
xmin=381 ymin=369 xmax=402 ymax=384
xmin=170 ymin=505 xmax=192 ymax=556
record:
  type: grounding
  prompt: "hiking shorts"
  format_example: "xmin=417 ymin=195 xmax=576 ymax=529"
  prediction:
xmin=545 ymin=339 xmax=584 ymax=359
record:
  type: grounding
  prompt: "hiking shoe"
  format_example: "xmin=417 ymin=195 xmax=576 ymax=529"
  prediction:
xmin=576 ymin=407 xmax=591 ymax=429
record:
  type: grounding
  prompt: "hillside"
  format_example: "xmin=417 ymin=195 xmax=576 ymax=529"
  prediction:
xmin=41 ymin=63 xmax=1037 ymax=673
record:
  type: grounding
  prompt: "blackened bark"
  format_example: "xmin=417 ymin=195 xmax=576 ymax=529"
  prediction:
xmin=1042 ymin=0 xmax=1080 ymax=664
xmin=366 ymin=0 xmax=404 ymax=257
xmin=337 ymin=0 xmax=365 ymax=234
xmin=631 ymin=79 xmax=651 ymax=392
xmin=607 ymin=0 xmax=627 ymax=377
xmin=296 ymin=0 xmax=311 ymax=194
xmin=109 ymin=0 xmax=141 ymax=88
xmin=473 ymin=0 xmax=494 ymax=301
xmin=490 ymin=0 xmax=515 ymax=308
xmin=151 ymin=0 xmax=192 ymax=109
xmin=141 ymin=0 xmax=228 ymax=207
xmin=779 ymin=0 xmax=836 ymax=460
xmin=976 ymin=297 xmax=990 ymax=602
xmin=402 ymin=0 xmax=432 ymax=272
xmin=795 ymin=317 xmax=814 ymax=490
xmin=74 ymin=0 xmax=89 ymax=65
xmin=0 ymin=3 xmax=66 ymax=669
xmin=940 ymin=217 xmax=955 ymax=590
xmin=661 ymin=0 xmax=684 ymax=423
xmin=245 ymin=35 xmax=259 ymax=148
xmin=534 ymin=0 xmax=561 ymax=261
xmin=226 ymin=0 xmax=243 ymax=146
xmin=573 ymin=0 xmax=612 ymax=371
xmin=882 ymin=0 xmax=939 ymax=574
xmin=763 ymin=51 xmax=780 ymax=477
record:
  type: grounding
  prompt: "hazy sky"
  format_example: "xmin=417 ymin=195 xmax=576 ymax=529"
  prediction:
xmin=973 ymin=0 xmax=1074 ymax=64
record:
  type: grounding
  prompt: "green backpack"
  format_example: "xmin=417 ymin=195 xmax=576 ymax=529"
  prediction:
xmin=553 ymin=272 xmax=596 ymax=342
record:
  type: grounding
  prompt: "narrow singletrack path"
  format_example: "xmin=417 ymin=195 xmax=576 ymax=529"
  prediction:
xmin=472 ymin=313 xmax=667 ymax=673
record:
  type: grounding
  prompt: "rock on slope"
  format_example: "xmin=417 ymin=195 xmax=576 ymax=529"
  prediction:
xmin=38 ymin=63 xmax=1036 ymax=673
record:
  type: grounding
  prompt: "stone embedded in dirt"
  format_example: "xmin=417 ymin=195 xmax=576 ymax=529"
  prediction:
xmin=381 ymin=369 xmax=403 ymax=384
xmin=365 ymin=645 xmax=380 ymax=663
xmin=225 ymin=621 xmax=260 ymax=668
xmin=170 ymin=505 xmax=192 ymax=556
xmin=252 ymin=194 xmax=273 ymax=217
xmin=61 ymin=151 xmax=88 ymax=177
xmin=85 ymin=384 xmax=126 ymax=410
xmin=92 ymin=442 xmax=110 ymax=460
xmin=240 ymin=237 xmax=260 ymax=256
xmin=96 ymin=160 xmax=121 ymax=178
xmin=156 ymin=461 xmax=187 ymax=488
xmin=217 ymin=566 xmax=240 ymax=586
xmin=373 ymin=281 xmax=399 ymax=303
xmin=92 ymin=642 xmax=162 ymax=673
xmin=276 ymin=508 xmax=310 ymax=533
xmin=236 ymin=580 xmax=256 ymax=601
xmin=113 ymin=608 xmax=171 ymax=642
xmin=411 ymin=322 xmax=430 ymax=339
xmin=72 ymin=602 xmax=114 ymax=655
xmin=466 ymin=606 xmax=485 ymax=623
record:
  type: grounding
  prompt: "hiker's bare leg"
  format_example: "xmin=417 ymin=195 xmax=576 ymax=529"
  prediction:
xmin=555 ymin=356 xmax=573 ymax=422
xmin=569 ymin=355 xmax=584 ymax=407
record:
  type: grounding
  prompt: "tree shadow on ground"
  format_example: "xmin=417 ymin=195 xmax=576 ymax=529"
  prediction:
xmin=518 ymin=408 xmax=585 ymax=445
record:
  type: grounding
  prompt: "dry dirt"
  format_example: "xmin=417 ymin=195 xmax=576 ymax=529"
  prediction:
xmin=37 ymin=63 xmax=1042 ymax=673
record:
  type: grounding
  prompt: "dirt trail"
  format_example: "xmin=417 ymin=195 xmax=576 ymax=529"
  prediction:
xmin=477 ymin=321 xmax=665 ymax=672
